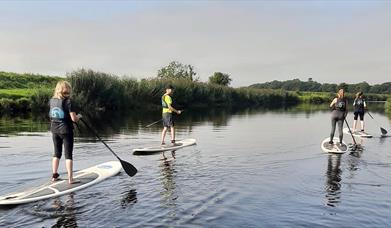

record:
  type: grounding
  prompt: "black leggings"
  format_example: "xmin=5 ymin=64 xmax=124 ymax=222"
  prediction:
xmin=52 ymin=133 xmax=74 ymax=160
xmin=354 ymin=111 xmax=364 ymax=121
xmin=330 ymin=110 xmax=345 ymax=143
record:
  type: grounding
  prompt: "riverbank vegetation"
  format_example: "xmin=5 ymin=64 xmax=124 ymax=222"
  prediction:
xmin=250 ymin=78 xmax=391 ymax=94
xmin=1 ymin=64 xmax=390 ymax=116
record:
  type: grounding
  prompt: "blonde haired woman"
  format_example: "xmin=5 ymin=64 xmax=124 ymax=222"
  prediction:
xmin=329 ymin=89 xmax=348 ymax=145
xmin=49 ymin=81 xmax=81 ymax=184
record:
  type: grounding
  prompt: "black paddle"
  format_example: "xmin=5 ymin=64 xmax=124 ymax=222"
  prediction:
xmin=145 ymin=119 xmax=162 ymax=128
xmin=344 ymin=118 xmax=358 ymax=151
xmin=367 ymin=111 xmax=388 ymax=135
xmin=80 ymin=118 xmax=137 ymax=177
xmin=145 ymin=110 xmax=184 ymax=128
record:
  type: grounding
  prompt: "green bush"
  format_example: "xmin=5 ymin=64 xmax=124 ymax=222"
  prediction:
xmin=30 ymin=88 xmax=52 ymax=112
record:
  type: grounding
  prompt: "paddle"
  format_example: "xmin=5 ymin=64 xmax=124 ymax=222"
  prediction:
xmin=367 ymin=111 xmax=388 ymax=135
xmin=145 ymin=110 xmax=184 ymax=128
xmin=145 ymin=119 xmax=162 ymax=128
xmin=344 ymin=118 xmax=358 ymax=151
xmin=79 ymin=119 xmax=137 ymax=177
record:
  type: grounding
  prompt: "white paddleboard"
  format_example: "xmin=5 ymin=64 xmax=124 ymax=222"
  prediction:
xmin=0 ymin=161 xmax=122 ymax=205
xmin=343 ymin=128 xmax=373 ymax=138
xmin=133 ymin=138 xmax=196 ymax=155
xmin=321 ymin=137 xmax=348 ymax=154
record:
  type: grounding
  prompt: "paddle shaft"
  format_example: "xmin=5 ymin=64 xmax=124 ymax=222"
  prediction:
xmin=367 ymin=111 xmax=388 ymax=135
xmin=80 ymin=119 xmax=120 ymax=159
xmin=344 ymin=118 xmax=358 ymax=145
xmin=80 ymin=119 xmax=137 ymax=177
xmin=145 ymin=110 xmax=184 ymax=128
xmin=145 ymin=119 xmax=162 ymax=128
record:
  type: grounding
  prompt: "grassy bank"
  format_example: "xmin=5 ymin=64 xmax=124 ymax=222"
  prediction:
xmin=1 ymin=69 xmax=390 ymax=116
xmin=386 ymin=97 xmax=391 ymax=116
xmin=0 ymin=71 xmax=61 ymax=115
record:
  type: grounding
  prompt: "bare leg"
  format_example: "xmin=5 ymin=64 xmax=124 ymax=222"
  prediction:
xmin=66 ymin=159 xmax=73 ymax=184
xmin=161 ymin=127 xmax=168 ymax=145
xmin=52 ymin=157 xmax=60 ymax=181
xmin=360 ymin=121 xmax=364 ymax=131
xmin=170 ymin=126 xmax=175 ymax=144
xmin=352 ymin=120 xmax=357 ymax=132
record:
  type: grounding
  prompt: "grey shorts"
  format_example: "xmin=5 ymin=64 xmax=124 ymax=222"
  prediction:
xmin=162 ymin=113 xmax=174 ymax=128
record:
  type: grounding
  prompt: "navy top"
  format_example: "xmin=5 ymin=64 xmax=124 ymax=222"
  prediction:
xmin=49 ymin=98 xmax=74 ymax=134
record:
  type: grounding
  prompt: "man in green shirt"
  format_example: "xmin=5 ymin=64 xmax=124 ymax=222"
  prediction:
xmin=161 ymin=85 xmax=182 ymax=145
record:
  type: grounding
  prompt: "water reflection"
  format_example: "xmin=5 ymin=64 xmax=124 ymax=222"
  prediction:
xmin=159 ymin=155 xmax=178 ymax=219
xmin=121 ymin=189 xmax=138 ymax=208
xmin=51 ymin=193 xmax=78 ymax=228
xmin=325 ymin=155 xmax=342 ymax=207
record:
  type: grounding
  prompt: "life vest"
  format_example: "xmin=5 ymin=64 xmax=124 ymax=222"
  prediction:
xmin=162 ymin=95 xmax=168 ymax=108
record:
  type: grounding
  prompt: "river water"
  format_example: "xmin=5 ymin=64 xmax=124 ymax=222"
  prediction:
xmin=1 ymin=106 xmax=391 ymax=227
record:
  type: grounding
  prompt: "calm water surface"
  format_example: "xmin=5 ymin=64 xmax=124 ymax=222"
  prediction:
xmin=1 ymin=107 xmax=391 ymax=227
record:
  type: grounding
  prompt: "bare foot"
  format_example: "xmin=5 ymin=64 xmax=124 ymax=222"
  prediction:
xmin=68 ymin=179 xmax=80 ymax=184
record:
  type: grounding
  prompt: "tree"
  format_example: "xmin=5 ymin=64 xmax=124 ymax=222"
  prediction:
xmin=208 ymin=72 xmax=232 ymax=86
xmin=157 ymin=61 xmax=197 ymax=81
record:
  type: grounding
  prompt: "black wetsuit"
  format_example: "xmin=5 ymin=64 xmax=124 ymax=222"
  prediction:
xmin=330 ymin=97 xmax=347 ymax=143
xmin=49 ymin=98 xmax=74 ymax=160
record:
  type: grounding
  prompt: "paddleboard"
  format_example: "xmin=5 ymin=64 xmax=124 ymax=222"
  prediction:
xmin=343 ymin=128 xmax=373 ymax=138
xmin=0 ymin=161 xmax=122 ymax=205
xmin=321 ymin=137 xmax=348 ymax=154
xmin=133 ymin=138 xmax=196 ymax=155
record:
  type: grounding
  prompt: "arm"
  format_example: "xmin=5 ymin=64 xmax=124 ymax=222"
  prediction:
xmin=70 ymin=112 xmax=80 ymax=122
xmin=330 ymin=98 xmax=337 ymax=108
xmin=168 ymin=104 xmax=181 ymax=114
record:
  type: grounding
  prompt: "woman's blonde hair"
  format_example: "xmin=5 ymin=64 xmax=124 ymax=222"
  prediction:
xmin=53 ymin=81 xmax=72 ymax=99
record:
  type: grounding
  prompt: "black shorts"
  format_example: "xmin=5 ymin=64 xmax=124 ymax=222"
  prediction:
xmin=354 ymin=111 xmax=364 ymax=121
xmin=52 ymin=132 xmax=74 ymax=160
xmin=162 ymin=113 xmax=174 ymax=128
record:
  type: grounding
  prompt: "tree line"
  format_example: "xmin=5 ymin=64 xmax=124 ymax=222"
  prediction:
xmin=250 ymin=78 xmax=391 ymax=94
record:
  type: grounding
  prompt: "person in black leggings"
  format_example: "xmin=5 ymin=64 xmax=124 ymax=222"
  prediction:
xmin=329 ymin=89 xmax=348 ymax=144
xmin=49 ymin=81 xmax=81 ymax=184
xmin=352 ymin=91 xmax=367 ymax=132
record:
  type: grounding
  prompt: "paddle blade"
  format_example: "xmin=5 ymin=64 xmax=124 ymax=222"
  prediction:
xmin=381 ymin=127 xmax=388 ymax=135
xmin=119 ymin=159 xmax=138 ymax=177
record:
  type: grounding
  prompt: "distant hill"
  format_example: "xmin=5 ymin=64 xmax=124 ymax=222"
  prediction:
xmin=249 ymin=79 xmax=391 ymax=94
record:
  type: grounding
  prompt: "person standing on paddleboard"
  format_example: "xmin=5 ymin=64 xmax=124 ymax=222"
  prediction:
xmin=49 ymin=81 xmax=82 ymax=184
xmin=352 ymin=91 xmax=367 ymax=132
xmin=329 ymin=88 xmax=348 ymax=145
xmin=161 ymin=84 xmax=182 ymax=146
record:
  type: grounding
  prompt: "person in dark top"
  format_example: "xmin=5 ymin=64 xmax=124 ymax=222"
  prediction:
xmin=49 ymin=81 xmax=81 ymax=184
xmin=329 ymin=89 xmax=348 ymax=145
xmin=352 ymin=91 xmax=367 ymax=132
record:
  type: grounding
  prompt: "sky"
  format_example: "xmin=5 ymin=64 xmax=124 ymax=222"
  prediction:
xmin=0 ymin=1 xmax=390 ymax=87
